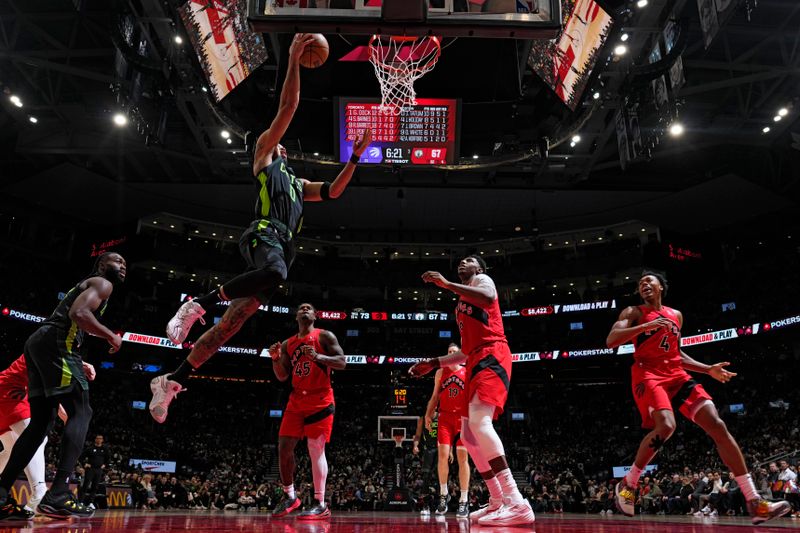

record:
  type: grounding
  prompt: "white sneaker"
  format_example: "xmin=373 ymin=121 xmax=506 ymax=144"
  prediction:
xmin=469 ymin=496 xmax=503 ymax=522
xmin=607 ymin=509 xmax=614 ymax=515
xmin=701 ymin=505 xmax=710 ymax=514
xmin=693 ymin=511 xmax=704 ymax=517
xmin=87 ymin=503 xmax=96 ymax=511
xmin=166 ymin=300 xmax=206 ymax=344
xmin=599 ymin=510 xmax=606 ymax=515
xmin=149 ymin=375 xmax=186 ymax=423
xmin=477 ymin=497 xmax=535 ymax=527
xmin=614 ymin=481 xmax=635 ymax=517
xmin=709 ymin=510 xmax=718 ymax=517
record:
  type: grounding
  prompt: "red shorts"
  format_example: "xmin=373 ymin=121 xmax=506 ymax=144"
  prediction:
xmin=437 ymin=411 xmax=465 ymax=448
xmin=279 ymin=388 xmax=335 ymax=442
xmin=631 ymin=368 xmax=713 ymax=429
xmin=0 ymin=399 xmax=30 ymax=434
xmin=461 ymin=342 xmax=512 ymax=421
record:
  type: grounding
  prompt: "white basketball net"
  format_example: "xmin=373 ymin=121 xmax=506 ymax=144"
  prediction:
xmin=368 ymin=35 xmax=441 ymax=115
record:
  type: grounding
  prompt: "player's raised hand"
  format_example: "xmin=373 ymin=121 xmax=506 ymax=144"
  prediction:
xmin=409 ymin=358 xmax=437 ymax=377
xmin=708 ymin=361 xmax=737 ymax=384
xmin=421 ymin=271 xmax=450 ymax=289
xmin=288 ymin=33 xmax=316 ymax=65
xmin=268 ymin=342 xmax=282 ymax=361
xmin=352 ymin=129 xmax=373 ymax=157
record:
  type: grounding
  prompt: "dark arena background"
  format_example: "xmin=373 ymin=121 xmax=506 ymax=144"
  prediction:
xmin=1 ymin=0 xmax=799 ymax=531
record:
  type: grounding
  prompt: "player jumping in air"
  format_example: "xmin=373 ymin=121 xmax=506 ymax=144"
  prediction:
xmin=149 ymin=34 xmax=370 ymax=423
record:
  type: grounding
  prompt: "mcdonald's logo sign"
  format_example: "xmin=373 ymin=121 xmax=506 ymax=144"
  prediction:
xmin=11 ymin=481 xmax=79 ymax=506
xmin=106 ymin=487 xmax=132 ymax=509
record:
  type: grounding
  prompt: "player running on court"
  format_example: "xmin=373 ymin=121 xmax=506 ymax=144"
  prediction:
xmin=607 ymin=271 xmax=790 ymax=525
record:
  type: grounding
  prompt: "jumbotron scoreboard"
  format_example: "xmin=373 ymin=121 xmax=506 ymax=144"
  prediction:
xmin=338 ymin=97 xmax=460 ymax=165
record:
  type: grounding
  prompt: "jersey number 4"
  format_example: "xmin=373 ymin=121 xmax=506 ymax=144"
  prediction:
xmin=294 ymin=361 xmax=310 ymax=377
xmin=659 ymin=335 xmax=670 ymax=352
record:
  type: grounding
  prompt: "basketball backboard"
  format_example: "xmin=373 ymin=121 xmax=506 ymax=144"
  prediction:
xmin=248 ymin=0 xmax=562 ymax=39
xmin=378 ymin=416 xmax=420 ymax=442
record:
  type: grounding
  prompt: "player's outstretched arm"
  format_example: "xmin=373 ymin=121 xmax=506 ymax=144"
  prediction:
xmin=303 ymin=129 xmax=372 ymax=202
xmin=422 ymin=272 xmax=497 ymax=307
xmin=409 ymin=349 xmax=467 ymax=377
xmin=252 ymin=34 xmax=315 ymax=175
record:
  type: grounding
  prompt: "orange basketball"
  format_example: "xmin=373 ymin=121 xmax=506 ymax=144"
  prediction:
xmin=299 ymin=34 xmax=329 ymax=69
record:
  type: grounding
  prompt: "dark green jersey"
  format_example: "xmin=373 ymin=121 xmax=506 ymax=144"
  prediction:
xmin=253 ymin=156 xmax=304 ymax=239
xmin=43 ymin=278 xmax=108 ymax=358
xmin=421 ymin=417 xmax=438 ymax=446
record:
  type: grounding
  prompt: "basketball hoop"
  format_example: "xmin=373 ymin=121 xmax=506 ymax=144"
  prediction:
xmin=368 ymin=34 xmax=441 ymax=115
xmin=392 ymin=434 xmax=405 ymax=448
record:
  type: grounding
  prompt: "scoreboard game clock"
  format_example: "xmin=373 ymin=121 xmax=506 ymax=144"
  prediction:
xmin=338 ymin=97 xmax=460 ymax=165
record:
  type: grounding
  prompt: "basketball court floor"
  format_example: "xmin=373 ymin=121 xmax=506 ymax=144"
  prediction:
xmin=1 ymin=511 xmax=799 ymax=532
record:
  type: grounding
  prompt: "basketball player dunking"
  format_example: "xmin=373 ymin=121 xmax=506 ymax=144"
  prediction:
xmin=409 ymin=255 xmax=534 ymax=527
xmin=422 ymin=342 xmax=470 ymax=518
xmin=608 ymin=271 xmax=791 ymax=525
xmin=149 ymin=34 xmax=371 ymax=423
xmin=268 ymin=303 xmax=345 ymax=520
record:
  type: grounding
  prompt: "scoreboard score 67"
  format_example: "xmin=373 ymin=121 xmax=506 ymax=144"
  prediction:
xmin=338 ymin=97 xmax=461 ymax=166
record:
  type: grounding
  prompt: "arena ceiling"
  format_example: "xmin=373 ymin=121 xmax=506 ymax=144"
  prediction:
xmin=0 ymin=0 xmax=798 ymax=238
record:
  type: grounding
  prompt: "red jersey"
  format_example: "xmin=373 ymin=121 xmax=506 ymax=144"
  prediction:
xmin=0 ymin=355 xmax=28 ymax=401
xmin=285 ymin=329 xmax=332 ymax=392
xmin=633 ymin=305 xmax=683 ymax=374
xmin=438 ymin=365 xmax=467 ymax=414
xmin=455 ymin=274 xmax=507 ymax=354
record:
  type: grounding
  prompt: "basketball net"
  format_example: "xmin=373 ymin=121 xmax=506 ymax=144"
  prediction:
xmin=393 ymin=434 xmax=405 ymax=448
xmin=368 ymin=35 xmax=441 ymax=115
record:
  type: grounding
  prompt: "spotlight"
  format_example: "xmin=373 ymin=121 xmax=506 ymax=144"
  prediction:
xmin=514 ymin=226 xmax=521 ymax=232
xmin=621 ymin=33 xmax=629 ymax=42
xmin=226 ymin=138 xmax=232 ymax=144
xmin=614 ymin=45 xmax=627 ymax=56
xmin=28 ymin=116 xmax=38 ymax=123
xmin=778 ymin=108 xmax=788 ymax=117
xmin=313 ymin=152 xmax=319 ymax=156
xmin=571 ymin=135 xmax=581 ymax=143
xmin=174 ymin=35 xmax=183 ymax=44
xmin=472 ymin=154 xmax=479 ymax=159
xmin=221 ymin=130 xmax=230 ymax=139
xmin=113 ymin=113 xmax=128 ymax=126
xmin=762 ymin=126 xmax=771 ymax=134
xmin=669 ymin=123 xmax=684 ymax=136
xmin=636 ymin=0 xmax=648 ymax=6
xmin=201 ymin=86 xmax=208 ymax=93
xmin=9 ymin=95 xmax=22 ymax=107
xmin=593 ymin=91 xmax=601 ymax=100
xmin=570 ymin=141 xmax=576 ymax=148
xmin=773 ymin=115 xmax=782 ymax=122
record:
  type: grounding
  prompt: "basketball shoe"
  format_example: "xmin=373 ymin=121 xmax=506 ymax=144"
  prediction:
xmin=36 ymin=491 xmax=93 ymax=519
xmin=747 ymin=498 xmax=791 ymax=525
xmin=0 ymin=490 xmax=33 ymax=521
xmin=477 ymin=497 xmax=535 ymax=526
xmin=149 ymin=374 xmax=186 ymax=423
xmin=166 ymin=300 xmax=206 ymax=344
xmin=435 ymin=494 xmax=450 ymax=515
xmin=298 ymin=500 xmax=331 ymax=520
xmin=456 ymin=501 xmax=469 ymax=518
xmin=614 ymin=481 xmax=635 ymax=517
xmin=469 ymin=496 xmax=503 ymax=522
xmin=272 ymin=496 xmax=300 ymax=518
